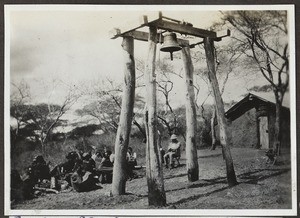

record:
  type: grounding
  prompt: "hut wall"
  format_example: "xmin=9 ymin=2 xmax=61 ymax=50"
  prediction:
xmin=228 ymin=108 xmax=257 ymax=147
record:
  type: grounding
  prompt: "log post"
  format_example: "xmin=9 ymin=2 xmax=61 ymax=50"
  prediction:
xmin=211 ymin=107 xmax=217 ymax=150
xmin=144 ymin=26 xmax=166 ymax=206
xmin=181 ymin=43 xmax=199 ymax=182
xmin=203 ymin=37 xmax=238 ymax=187
xmin=112 ymin=36 xmax=136 ymax=195
xmin=255 ymin=109 xmax=261 ymax=149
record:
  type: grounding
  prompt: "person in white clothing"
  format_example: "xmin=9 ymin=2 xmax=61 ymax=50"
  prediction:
xmin=164 ymin=134 xmax=181 ymax=168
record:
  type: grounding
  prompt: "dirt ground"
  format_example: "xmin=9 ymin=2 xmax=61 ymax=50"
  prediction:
xmin=11 ymin=147 xmax=292 ymax=210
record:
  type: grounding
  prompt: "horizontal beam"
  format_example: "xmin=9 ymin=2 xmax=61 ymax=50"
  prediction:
xmin=151 ymin=19 xmax=216 ymax=38
xmin=214 ymin=29 xmax=231 ymax=41
xmin=109 ymin=13 xmax=229 ymax=41
xmin=109 ymin=12 xmax=161 ymax=39
xmin=123 ymin=30 xmax=189 ymax=47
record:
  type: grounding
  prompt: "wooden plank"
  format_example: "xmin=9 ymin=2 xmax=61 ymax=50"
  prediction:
xmin=110 ymin=14 xmax=229 ymax=40
xmin=123 ymin=30 xmax=189 ymax=47
xmin=214 ymin=29 xmax=231 ymax=41
xmin=110 ymin=12 xmax=161 ymax=39
xmin=153 ymin=19 xmax=216 ymax=38
xmin=216 ymin=29 xmax=231 ymax=38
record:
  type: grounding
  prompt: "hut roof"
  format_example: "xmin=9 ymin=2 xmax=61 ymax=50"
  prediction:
xmin=225 ymin=93 xmax=290 ymax=121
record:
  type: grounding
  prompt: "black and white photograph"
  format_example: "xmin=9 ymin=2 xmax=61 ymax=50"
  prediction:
xmin=4 ymin=4 xmax=297 ymax=217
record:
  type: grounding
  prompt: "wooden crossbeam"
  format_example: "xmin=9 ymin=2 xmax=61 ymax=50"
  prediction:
xmin=109 ymin=13 xmax=161 ymax=39
xmin=214 ymin=29 xmax=231 ymax=41
xmin=122 ymin=30 xmax=189 ymax=47
xmin=110 ymin=13 xmax=230 ymax=41
xmin=151 ymin=19 xmax=216 ymax=38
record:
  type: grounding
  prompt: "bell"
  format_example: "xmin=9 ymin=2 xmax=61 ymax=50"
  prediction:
xmin=160 ymin=32 xmax=182 ymax=60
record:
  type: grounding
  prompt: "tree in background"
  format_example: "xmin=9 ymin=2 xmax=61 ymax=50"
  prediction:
xmin=220 ymin=11 xmax=289 ymax=155
xmin=10 ymin=81 xmax=31 ymax=143
xmin=77 ymin=78 xmax=146 ymax=139
xmin=29 ymin=94 xmax=77 ymax=155
xmin=10 ymin=80 xmax=79 ymax=155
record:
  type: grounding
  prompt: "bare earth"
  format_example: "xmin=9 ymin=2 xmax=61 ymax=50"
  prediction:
xmin=12 ymin=147 xmax=292 ymax=210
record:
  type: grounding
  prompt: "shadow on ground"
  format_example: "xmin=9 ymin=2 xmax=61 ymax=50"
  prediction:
xmin=169 ymin=167 xmax=290 ymax=206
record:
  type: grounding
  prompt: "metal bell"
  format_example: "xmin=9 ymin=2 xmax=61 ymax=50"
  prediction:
xmin=160 ymin=32 xmax=182 ymax=60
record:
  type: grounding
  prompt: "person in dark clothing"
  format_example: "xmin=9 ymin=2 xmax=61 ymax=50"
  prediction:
xmin=30 ymin=155 xmax=50 ymax=184
xmin=126 ymin=147 xmax=137 ymax=180
xmin=99 ymin=147 xmax=113 ymax=168
xmin=97 ymin=147 xmax=114 ymax=184
xmin=70 ymin=152 xmax=100 ymax=192
xmin=11 ymin=169 xmax=32 ymax=201
xmin=82 ymin=152 xmax=96 ymax=173
xmin=50 ymin=151 xmax=82 ymax=185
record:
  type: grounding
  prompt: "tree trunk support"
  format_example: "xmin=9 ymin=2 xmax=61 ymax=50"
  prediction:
xmin=144 ymin=26 xmax=166 ymax=207
xmin=211 ymin=107 xmax=217 ymax=150
xmin=181 ymin=43 xmax=199 ymax=182
xmin=112 ymin=36 xmax=136 ymax=195
xmin=204 ymin=37 xmax=238 ymax=187
xmin=274 ymin=91 xmax=283 ymax=156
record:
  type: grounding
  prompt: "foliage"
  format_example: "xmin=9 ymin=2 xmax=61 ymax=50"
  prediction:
xmin=69 ymin=124 xmax=101 ymax=139
xmin=10 ymin=81 xmax=79 ymax=155
xmin=218 ymin=11 xmax=289 ymax=154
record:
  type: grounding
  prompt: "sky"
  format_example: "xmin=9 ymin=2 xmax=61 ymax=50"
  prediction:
xmin=7 ymin=5 xmax=291 ymax=119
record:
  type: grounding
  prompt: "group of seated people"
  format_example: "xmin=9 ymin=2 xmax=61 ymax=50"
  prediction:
xmin=13 ymin=135 xmax=181 ymax=198
xmin=50 ymin=146 xmax=138 ymax=192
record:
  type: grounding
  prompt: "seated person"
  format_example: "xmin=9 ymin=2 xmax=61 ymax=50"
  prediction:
xmin=82 ymin=152 xmax=96 ymax=173
xmin=99 ymin=147 xmax=113 ymax=168
xmin=92 ymin=150 xmax=103 ymax=169
xmin=30 ymin=155 xmax=50 ymax=183
xmin=164 ymin=134 xmax=181 ymax=169
xmin=97 ymin=147 xmax=114 ymax=184
xmin=126 ymin=147 xmax=137 ymax=167
xmin=265 ymin=148 xmax=277 ymax=164
xmin=126 ymin=147 xmax=137 ymax=179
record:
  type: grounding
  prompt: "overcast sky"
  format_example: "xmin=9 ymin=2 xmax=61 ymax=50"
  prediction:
xmin=7 ymin=5 xmax=289 ymax=112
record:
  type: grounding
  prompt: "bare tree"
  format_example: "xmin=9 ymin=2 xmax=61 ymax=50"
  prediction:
xmin=79 ymin=78 xmax=146 ymax=138
xmin=76 ymin=97 xmax=120 ymax=133
xmin=220 ymin=11 xmax=289 ymax=155
xmin=30 ymin=90 xmax=78 ymax=155
xmin=10 ymin=81 xmax=31 ymax=142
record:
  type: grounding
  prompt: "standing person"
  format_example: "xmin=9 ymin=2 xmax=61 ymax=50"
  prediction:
xmin=164 ymin=134 xmax=181 ymax=169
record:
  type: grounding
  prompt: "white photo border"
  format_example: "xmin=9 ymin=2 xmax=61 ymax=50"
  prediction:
xmin=4 ymin=4 xmax=297 ymax=216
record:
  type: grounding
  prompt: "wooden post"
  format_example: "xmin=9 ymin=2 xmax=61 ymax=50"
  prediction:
xmin=112 ymin=36 xmax=136 ymax=195
xmin=203 ymin=37 xmax=238 ymax=187
xmin=255 ymin=110 xmax=261 ymax=149
xmin=211 ymin=107 xmax=217 ymax=150
xmin=181 ymin=43 xmax=199 ymax=182
xmin=144 ymin=26 xmax=166 ymax=206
